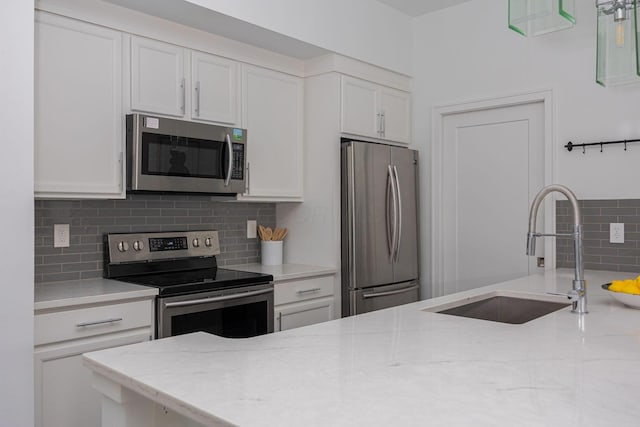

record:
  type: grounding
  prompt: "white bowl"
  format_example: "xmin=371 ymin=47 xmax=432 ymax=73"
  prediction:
xmin=602 ymin=283 xmax=640 ymax=309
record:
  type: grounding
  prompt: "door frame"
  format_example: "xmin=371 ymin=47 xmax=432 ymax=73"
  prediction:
xmin=431 ymin=90 xmax=556 ymax=297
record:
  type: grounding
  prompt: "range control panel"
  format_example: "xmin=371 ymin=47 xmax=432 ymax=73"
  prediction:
xmin=106 ymin=230 xmax=220 ymax=264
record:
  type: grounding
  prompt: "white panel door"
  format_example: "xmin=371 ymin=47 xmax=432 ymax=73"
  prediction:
xmin=341 ymin=76 xmax=379 ymax=139
xmin=34 ymin=12 xmax=124 ymax=198
xmin=191 ymin=51 xmax=239 ymax=125
xmin=441 ymin=102 xmax=545 ymax=295
xmin=241 ymin=65 xmax=303 ymax=199
xmin=131 ymin=36 xmax=185 ymax=117
xmin=380 ymin=87 xmax=411 ymax=144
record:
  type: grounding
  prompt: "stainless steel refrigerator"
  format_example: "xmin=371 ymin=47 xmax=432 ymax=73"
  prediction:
xmin=341 ymin=138 xmax=420 ymax=316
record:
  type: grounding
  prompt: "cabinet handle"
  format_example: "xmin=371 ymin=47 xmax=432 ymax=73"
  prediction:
xmin=296 ymin=288 xmax=322 ymax=295
xmin=76 ymin=318 xmax=123 ymax=327
xmin=278 ymin=311 xmax=283 ymax=331
xmin=195 ymin=81 xmax=200 ymax=116
xmin=381 ymin=111 xmax=386 ymax=137
xmin=245 ymin=162 xmax=251 ymax=194
xmin=180 ymin=78 xmax=186 ymax=114
xmin=377 ymin=113 xmax=382 ymax=135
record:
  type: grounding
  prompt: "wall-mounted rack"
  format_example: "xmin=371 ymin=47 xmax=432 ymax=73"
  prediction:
xmin=564 ymin=138 xmax=640 ymax=153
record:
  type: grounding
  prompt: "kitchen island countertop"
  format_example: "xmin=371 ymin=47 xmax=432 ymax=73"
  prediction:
xmin=83 ymin=269 xmax=640 ymax=426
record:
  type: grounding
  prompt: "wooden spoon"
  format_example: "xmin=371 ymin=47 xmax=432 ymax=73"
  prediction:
xmin=263 ymin=227 xmax=273 ymax=241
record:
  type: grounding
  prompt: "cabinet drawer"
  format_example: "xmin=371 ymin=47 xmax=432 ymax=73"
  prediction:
xmin=274 ymin=275 xmax=334 ymax=306
xmin=35 ymin=300 xmax=153 ymax=346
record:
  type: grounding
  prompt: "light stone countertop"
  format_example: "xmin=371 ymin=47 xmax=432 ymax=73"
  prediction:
xmin=83 ymin=269 xmax=640 ymax=426
xmin=225 ymin=263 xmax=336 ymax=281
xmin=35 ymin=278 xmax=158 ymax=311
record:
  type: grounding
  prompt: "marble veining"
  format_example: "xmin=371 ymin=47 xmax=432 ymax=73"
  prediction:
xmin=84 ymin=270 xmax=640 ymax=426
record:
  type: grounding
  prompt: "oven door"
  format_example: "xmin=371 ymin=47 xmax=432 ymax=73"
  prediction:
xmin=157 ymin=283 xmax=273 ymax=339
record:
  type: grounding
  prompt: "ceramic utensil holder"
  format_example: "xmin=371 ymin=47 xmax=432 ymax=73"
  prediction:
xmin=261 ymin=241 xmax=283 ymax=265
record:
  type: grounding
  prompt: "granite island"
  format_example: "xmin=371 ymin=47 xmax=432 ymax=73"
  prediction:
xmin=83 ymin=269 xmax=640 ymax=426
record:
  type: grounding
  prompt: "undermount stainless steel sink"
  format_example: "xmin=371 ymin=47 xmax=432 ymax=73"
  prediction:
xmin=423 ymin=291 xmax=571 ymax=324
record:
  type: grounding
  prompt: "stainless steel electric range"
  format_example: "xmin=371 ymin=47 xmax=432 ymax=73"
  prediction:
xmin=104 ymin=230 xmax=274 ymax=339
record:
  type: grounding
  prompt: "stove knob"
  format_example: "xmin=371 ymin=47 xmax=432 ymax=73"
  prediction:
xmin=117 ymin=241 xmax=129 ymax=252
xmin=205 ymin=237 xmax=212 ymax=247
xmin=192 ymin=238 xmax=200 ymax=248
xmin=133 ymin=240 xmax=144 ymax=251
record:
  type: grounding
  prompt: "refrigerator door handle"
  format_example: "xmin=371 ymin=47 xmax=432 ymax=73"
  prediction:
xmin=387 ymin=165 xmax=398 ymax=261
xmin=393 ymin=165 xmax=402 ymax=262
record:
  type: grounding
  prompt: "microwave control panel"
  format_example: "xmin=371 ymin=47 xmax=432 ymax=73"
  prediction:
xmin=231 ymin=143 xmax=245 ymax=180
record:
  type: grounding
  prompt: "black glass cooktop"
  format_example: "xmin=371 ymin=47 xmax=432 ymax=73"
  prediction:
xmin=117 ymin=267 xmax=273 ymax=296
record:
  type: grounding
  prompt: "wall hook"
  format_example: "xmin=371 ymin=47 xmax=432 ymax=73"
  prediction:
xmin=565 ymin=137 xmax=640 ymax=153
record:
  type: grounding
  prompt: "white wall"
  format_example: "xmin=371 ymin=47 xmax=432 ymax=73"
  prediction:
xmin=412 ymin=0 xmax=640 ymax=296
xmin=186 ymin=0 xmax=413 ymax=75
xmin=0 ymin=1 xmax=34 ymax=425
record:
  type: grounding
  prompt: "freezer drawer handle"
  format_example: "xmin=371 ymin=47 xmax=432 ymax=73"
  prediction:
xmin=296 ymin=288 xmax=322 ymax=295
xmin=362 ymin=285 xmax=419 ymax=299
xmin=164 ymin=288 xmax=272 ymax=308
xmin=76 ymin=318 xmax=123 ymax=327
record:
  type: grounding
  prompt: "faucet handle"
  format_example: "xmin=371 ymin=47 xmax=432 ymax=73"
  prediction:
xmin=546 ymin=290 xmax=580 ymax=302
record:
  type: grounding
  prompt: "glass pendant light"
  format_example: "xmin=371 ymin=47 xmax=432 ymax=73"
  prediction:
xmin=509 ymin=0 xmax=576 ymax=37
xmin=596 ymin=0 xmax=640 ymax=86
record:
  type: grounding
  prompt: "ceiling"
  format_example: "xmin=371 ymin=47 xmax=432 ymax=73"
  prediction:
xmin=376 ymin=0 xmax=473 ymax=17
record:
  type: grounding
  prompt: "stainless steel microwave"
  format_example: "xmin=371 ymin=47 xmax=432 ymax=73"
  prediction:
xmin=126 ymin=114 xmax=246 ymax=195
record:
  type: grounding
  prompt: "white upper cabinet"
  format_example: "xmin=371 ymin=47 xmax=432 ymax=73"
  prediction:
xmin=379 ymin=86 xmax=411 ymax=144
xmin=239 ymin=65 xmax=304 ymax=201
xmin=341 ymin=75 xmax=411 ymax=144
xmin=35 ymin=12 xmax=124 ymax=199
xmin=191 ymin=51 xmax=239 ymax=125
xmin=341 ymin=76 xmax=379 ymax=139
xmin=130 ymin=36 xmax=240 ymax=126
xmin=130 ymin=36 xmax=186 ymax=117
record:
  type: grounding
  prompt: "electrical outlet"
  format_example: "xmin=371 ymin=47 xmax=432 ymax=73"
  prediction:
xmin=247 ymin=220 xmax=257 ymax=239
xmin=54 ymin=224 xmax=70 ymax=248
xmin=610 ymin=223 xmax=624 ymax=244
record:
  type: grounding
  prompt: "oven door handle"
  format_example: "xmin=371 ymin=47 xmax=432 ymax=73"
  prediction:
xmin=163 ymin=288 xmax=272 ymax=308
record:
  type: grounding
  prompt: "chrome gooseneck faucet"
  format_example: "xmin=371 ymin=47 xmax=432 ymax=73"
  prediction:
xmin=526 ymin=184 xmax=587 ymax=314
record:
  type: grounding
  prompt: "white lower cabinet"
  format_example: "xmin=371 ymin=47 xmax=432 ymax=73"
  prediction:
xmin=34 ymin=299 xmax=154 ymax=427
xmin=275 ymin=297 xmax=334 ymax=332
xmin=273 ymin=275 xmax=335 ymax=332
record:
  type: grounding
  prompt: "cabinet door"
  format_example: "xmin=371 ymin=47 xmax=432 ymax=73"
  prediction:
xmin=380 ymin=87 xmax=411 ymax=144
xmin=241 ymin=65 xmax=303 ymax=200
xmin=275 ymin=297 xmax=334 ymax=332
xmin=131 ymin=36 xmax=186 ymax=117
xmin=34 ymin=13 xmax=124 ymax=199
xmin=34 ymin=330 xmax=150 ymax=427
xmin=191 ymin=51 xmax=239 ymax=125
xmin=341 ymin=76 xmax=380 ymax=139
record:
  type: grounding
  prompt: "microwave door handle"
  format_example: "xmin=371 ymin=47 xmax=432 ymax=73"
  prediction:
xmin=224 ymin=133 xmax=232 ymax=187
